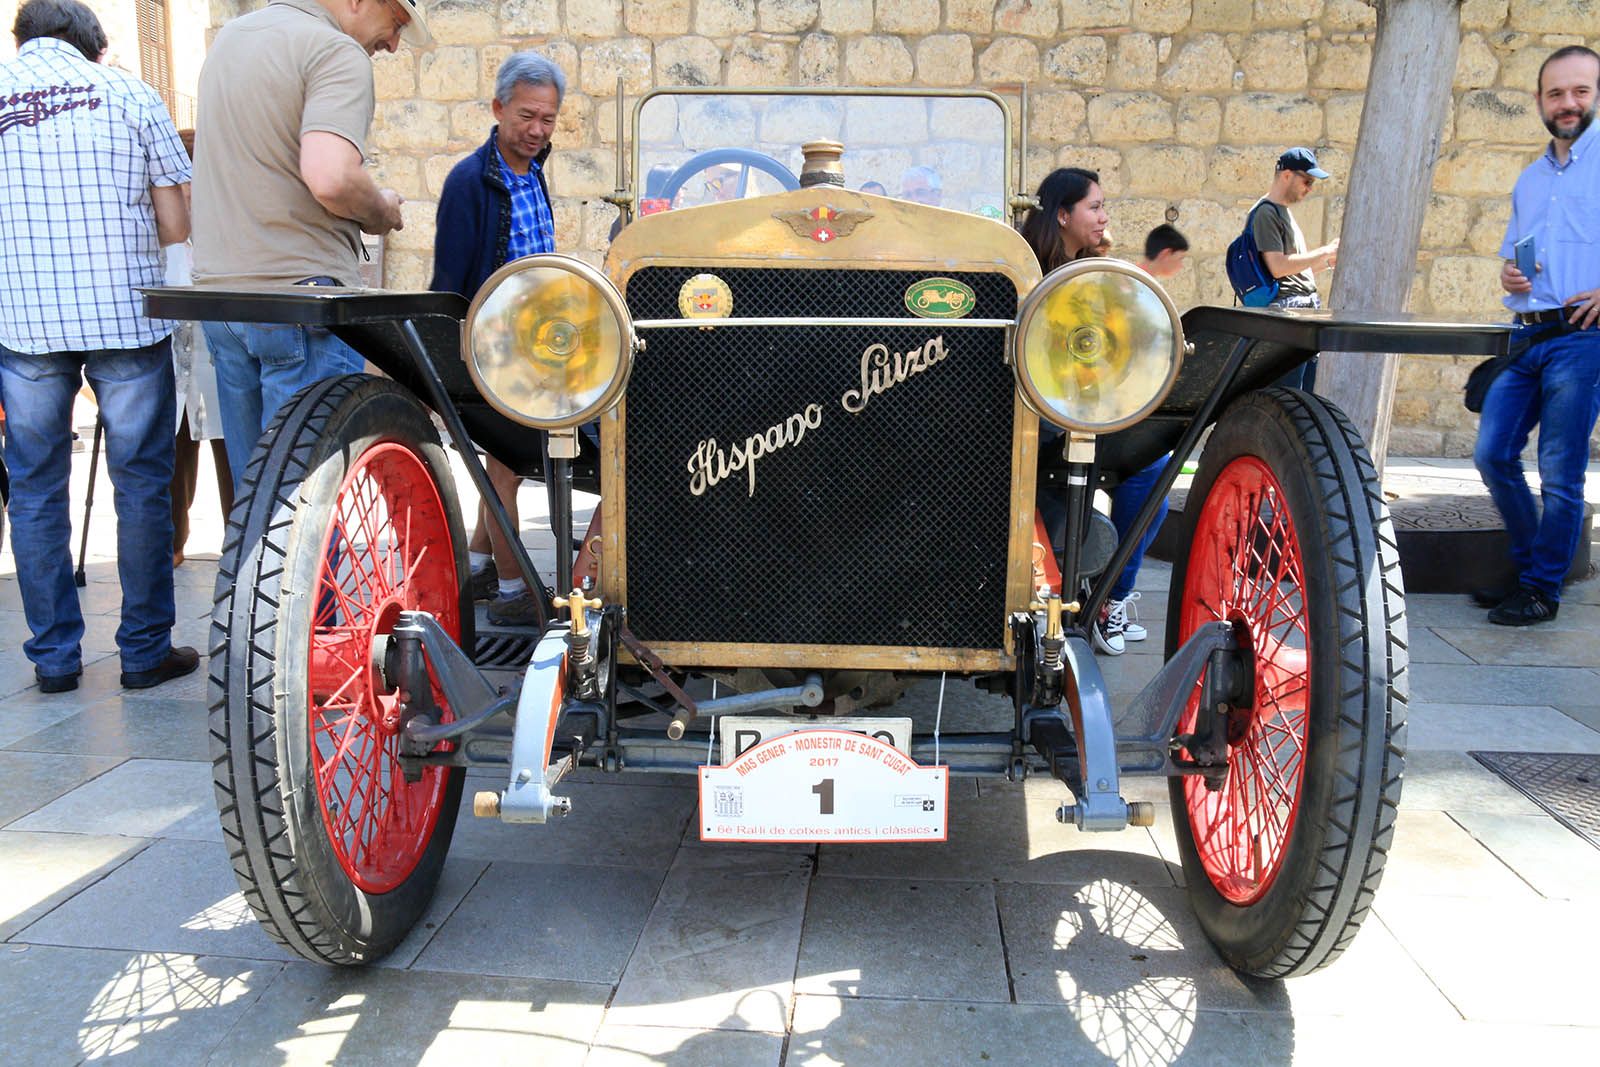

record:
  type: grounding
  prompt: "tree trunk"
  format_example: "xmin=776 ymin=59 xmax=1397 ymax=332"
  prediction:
xmin=1322 ymin=0 xmax=1462 ymax=475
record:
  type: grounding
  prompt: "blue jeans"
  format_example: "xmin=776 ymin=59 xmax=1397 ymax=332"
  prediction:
xmin=1110 ymin=455 xmax=1170 ymax=600
xmin=1269 ymin=292 xmax=1322 ymax=391
xmin=203 ymin=321 xmax=364 ymax=495
xmin=1473 ymin=324 xmax=1600 ymax=599
xmin=0 ymin=341 xmax=177 ymax=677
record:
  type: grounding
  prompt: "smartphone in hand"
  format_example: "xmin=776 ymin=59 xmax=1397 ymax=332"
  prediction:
xmin=1514 ymin=234 xmax=1537 ymax=280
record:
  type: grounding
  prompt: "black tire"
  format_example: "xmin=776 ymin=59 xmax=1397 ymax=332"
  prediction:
xmin=1164 ymin=388 xmax=1405 ymax=978
xmin=211 ymin=375 xmax=471 ymax=965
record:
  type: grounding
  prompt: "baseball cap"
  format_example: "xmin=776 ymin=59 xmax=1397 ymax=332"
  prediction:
xmin=1276 ymin=147 xmax=1330 ymax=179
xmin=389 ymin=0 xmax=432 ymax=48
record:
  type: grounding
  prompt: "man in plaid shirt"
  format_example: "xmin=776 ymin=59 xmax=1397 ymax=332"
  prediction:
xmin=0 ymin=0 xmax=200 ymax=693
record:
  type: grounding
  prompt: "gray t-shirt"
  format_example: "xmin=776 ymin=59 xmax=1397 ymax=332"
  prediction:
xmin=192 ymin=0 xmax=374 ymax=287
xmin=1250 ymin=198 xmax=1316 ymax=298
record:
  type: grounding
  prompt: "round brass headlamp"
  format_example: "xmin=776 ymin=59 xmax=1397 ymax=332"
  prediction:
xmin=463 ymin=254 xmax=635 ymax=430
xmin=1012 ymin=258 xmax=1185 ymax=434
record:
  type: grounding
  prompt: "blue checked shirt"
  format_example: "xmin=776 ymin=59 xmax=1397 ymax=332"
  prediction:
xmin=0 ymin=38 xmax=191 ymax=354
xmin=1500 ymin=118 xmax=1600 ymax=315
xmin=498 ymin=144 xmax=556 ymax=261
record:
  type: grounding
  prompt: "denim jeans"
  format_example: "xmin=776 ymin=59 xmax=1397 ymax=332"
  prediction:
xmin=202 ymin=321 xmax=364 ymax=495
xmin=1269 ymin=292 xmax=1322 ymax=391
xmin=0 ymin=340 xmax=177 ymax=677
xmin=1110 ymin=455 xmax=1171 ymax=601
xmin=1473 ymin=324 xmax=1600 ymax=599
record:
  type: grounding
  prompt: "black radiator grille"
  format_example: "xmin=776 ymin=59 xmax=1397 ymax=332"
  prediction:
xmin=626 ymin=266 xmax=1019 ymax=320
xmin=621 ymin=313 xmax=1017 ymax=650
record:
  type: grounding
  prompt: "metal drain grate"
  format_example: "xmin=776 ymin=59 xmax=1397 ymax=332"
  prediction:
xmin=473 ymin=633 xmax=539 ymax=669
xmin=1471 ymin=751 xmax=1600 ymax=850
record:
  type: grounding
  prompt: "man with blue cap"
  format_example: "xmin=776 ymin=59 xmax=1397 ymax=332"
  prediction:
xmin=1247 ymin=146 xmax=1342 ymax=389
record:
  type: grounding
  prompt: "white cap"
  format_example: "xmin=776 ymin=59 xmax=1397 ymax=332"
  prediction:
xmin=390 ymin=0 xmax=431 ymax=48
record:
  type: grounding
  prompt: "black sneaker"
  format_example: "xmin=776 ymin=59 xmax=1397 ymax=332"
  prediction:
xmin=486 ymin=587 xmax=543 ymax=627
xmin=121 ymin=646 xmax=201 ymax=689
xmin=1470 ymin=583 xmax=1517 ymax=608
xmin=1487 ymin=587 xmax=1559 ymax=627
xmin=469 ymin=562 xmax=498 ymax=602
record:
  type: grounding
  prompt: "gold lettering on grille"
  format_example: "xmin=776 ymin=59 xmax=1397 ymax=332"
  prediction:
xmin=686 ymin=333 xmax=953 ymax=499
xmin=840 ymin=335 xmax=948 ymax=415
xmin=688 ymin=404 xmax=825 ymax=498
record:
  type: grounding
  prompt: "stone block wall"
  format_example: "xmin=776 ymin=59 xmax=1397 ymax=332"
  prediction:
xmin=197 ymin=4 xmax=1600 ymax=453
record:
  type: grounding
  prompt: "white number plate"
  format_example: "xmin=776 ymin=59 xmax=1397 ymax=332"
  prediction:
xmin=718 ymin=716 xmax=912 ymax=762
xmin=699 ymin=728 xmax=947 ymax=843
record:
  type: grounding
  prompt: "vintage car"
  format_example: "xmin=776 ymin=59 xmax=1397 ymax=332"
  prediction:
xmin=145 ymin=87 xmax=1505 ymax=979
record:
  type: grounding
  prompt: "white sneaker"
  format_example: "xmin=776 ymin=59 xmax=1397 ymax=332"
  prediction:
xmin=1092 ymin=603 xmax=1125 ymax=656
xmin=1107 ymin=591 xmax=1146 ymax=642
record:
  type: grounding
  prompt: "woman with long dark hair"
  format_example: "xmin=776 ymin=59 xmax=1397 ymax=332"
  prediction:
xmin=1020 ymin=167 xmax=1109 ymax=273
xmin=1022 ymin=167 xmax=1157 ymax=658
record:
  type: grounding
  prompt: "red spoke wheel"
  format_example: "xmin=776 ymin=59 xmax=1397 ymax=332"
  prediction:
xmin=1165 ymin=389 xmax=1405 ymax=978
xmin=212 ymin=376 xmax=470 ymax=965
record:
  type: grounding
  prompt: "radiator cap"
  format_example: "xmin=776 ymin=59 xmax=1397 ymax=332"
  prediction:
xmin=799 ymin=140 xmax=845 ymax=188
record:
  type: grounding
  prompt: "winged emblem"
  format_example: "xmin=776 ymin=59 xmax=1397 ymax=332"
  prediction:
xmin=774 ymin=204 xmax=874 ymax=243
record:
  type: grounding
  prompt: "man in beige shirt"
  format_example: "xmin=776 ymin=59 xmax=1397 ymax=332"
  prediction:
xmin=191 ymin=0 xmax=428 ymax=491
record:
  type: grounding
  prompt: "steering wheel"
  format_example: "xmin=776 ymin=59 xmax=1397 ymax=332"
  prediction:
xmin=656 ymin=147 xmax=800 ymax=206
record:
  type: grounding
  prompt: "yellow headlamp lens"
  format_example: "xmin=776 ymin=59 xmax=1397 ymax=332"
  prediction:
xmin=465 ymin=255 xmax=633 ymax=430
xmin=1014 ymin=260 xmax=1183 ymax=433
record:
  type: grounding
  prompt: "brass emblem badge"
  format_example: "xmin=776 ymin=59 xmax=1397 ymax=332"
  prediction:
xmin=774 ymin=204 xmax=872 ymax=243
xmin=678 ymin=273 xmax=733 ymax=319
xmin=904 ymin=277 xmax=976 ymax=319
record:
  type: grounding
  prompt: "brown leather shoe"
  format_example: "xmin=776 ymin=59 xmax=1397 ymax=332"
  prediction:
xmin=121 ymin=646 xmax=200 ymax=689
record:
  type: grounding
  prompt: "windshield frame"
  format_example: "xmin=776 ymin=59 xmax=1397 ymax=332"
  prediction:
xmin=625 ymin=85 xmax=1016 ymax=221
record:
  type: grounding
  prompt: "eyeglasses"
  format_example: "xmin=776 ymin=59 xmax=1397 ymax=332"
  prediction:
xmin=381 ymin=0 xmax=411 ymax=33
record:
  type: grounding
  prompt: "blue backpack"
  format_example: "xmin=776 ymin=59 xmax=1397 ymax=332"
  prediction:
xmin=1226 ymin=201 xmax=1280 ymax=308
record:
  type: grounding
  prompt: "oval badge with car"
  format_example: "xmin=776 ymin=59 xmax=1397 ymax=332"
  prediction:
xmin=905 ymin=277 xmax=976 ymax=319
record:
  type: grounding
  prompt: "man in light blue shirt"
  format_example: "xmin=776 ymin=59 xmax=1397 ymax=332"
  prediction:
xmin=1473 ymin=45 xmax=1600 ymax=625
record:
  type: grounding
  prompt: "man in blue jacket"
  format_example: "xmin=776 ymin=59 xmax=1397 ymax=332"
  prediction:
xmin=431 ymin=51 xmax=563 ymax=625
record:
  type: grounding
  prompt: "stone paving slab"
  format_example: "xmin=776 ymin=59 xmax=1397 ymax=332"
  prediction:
xmin=214 ymin=960 xmax=608 ymax=1066
xmin=1447 ymin=811 xmax=1600 ymax=901
xmin=819 ymin=781 xmax=1176 ymax=888
xmin=996 ymin=880 xmax=1268 ymax=1012
xmin=0 ymin=750 xmax=122 ymax=829
xmin=1410 ymin=663 xmax=1600 ymax=708
xmin=1435 ymin=620 xmax=1600 ymax=667
xmin=15 ymin=837 xmax=291 ymax=962
xmin=1406 ymin=701 xmax=1600 ymax=753
xmin=1398 ymin=750 xmax=1545 ymax=814
xmin=0 ymin=944 xmax=277 ymax=1067
xmin=1379 ymin=810 xmax=1544 ymax=899
xmin=608 ymin=848 xmax=811 ymax=1034
xmin=4 ymin=695 xmax=211 ymax=762
xmin=0 ymin=830 xmax=148 ymax=940
xmin=1374 ymin=894 xmax=1600 ymax=1026
xmin=1554 ymin=703 xmax=1600 ymax=732
xmin=447 ymin=779 xmax=695 ymax=870
xmin=413 ymin=860 xmax=663 ymax=983
xmin=585 ymin=1022 xmax=784 ymax=1066
xmin=8 ymin=757 xmax=220 ymax=840
xmin=787 ymin=993 xmax=1272 ymax=1066
xmin=1249 ymin=1015 xmax=1600 ymax=1067
xmin=794 ymin=877 xmax=1009 ymax=1003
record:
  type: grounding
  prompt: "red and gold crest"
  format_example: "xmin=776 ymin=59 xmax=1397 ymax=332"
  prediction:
xmin=775 ymin=204 xmax=873 ymax=243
